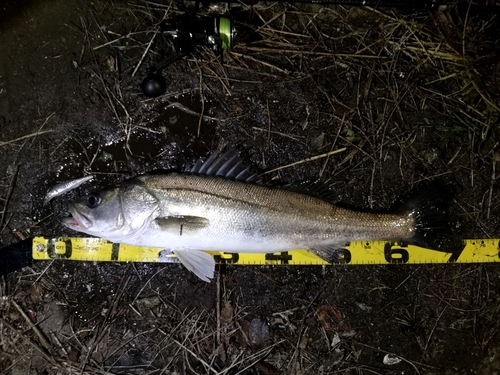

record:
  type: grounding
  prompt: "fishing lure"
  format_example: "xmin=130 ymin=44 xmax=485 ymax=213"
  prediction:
xmin=44 ymin=175 xmax=94 ymax=204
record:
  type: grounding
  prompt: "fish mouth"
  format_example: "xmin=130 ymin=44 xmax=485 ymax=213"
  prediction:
xmin=62 ymin=207 xmax=92 ymax=230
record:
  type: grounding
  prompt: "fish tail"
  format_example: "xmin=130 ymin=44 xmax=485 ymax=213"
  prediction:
xmin=398 ymin=181 xmax=454 ymax=250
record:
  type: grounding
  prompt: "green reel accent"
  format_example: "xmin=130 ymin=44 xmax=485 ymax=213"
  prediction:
xmin=218 ymin=17 xmax=232 ymax=49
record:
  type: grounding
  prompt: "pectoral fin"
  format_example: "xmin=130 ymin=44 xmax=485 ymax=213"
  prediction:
xmin=174 ymin=250 xmax=215 ymax=282
xmin=154 ymin=216 xmax=209 ymax=235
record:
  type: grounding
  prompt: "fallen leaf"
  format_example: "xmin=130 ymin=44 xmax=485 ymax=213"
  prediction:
xmin=317 ymin=305 xmax=349 ymax=331
xmin=221 ymin=302 xmax=233 ymax=325
xmin=30 ymin=284 xmax=42 ymax=303
xmin=255 ymin=361 xmax=283 ymax=375
xmin=249 ymin=317 xmax=270 ymax=351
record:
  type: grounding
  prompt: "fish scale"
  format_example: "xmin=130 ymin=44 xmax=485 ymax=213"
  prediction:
xmin=144 ymin=173 xmax=414 ymax=246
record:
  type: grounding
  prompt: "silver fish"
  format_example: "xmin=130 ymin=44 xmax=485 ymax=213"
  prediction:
xmin=45 ymin=175 xmax=94 ymax=204
xmin=62 ymin=151 xmax=448 ymax=282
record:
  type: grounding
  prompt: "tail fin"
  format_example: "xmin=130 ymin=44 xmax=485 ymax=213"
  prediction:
xmin=397 ymin=181 xmax=456 ymax=250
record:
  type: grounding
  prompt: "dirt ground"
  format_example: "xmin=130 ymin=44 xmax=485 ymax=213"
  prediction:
xmin=1 ymin=0 xmax=500 ymax=374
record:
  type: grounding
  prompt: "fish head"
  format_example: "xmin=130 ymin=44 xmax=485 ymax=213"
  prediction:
xmin=63 ymin=180 xmax=159 ymax=242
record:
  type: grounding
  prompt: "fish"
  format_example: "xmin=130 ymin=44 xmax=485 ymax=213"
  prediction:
xmin=45 ymin=175 xmax=94 ymax=204
xmin=62 ymin=150 xmax=450 ymax=282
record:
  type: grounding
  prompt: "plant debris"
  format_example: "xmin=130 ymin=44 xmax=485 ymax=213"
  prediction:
xmin=1 ymin=0 xmax=500 ymax=374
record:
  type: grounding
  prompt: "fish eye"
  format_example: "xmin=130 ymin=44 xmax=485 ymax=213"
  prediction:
xmin=86 ymin=195 xmax=100 ymax=208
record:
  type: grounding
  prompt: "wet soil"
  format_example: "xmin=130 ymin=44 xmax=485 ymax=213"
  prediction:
xmin=1 ymin=0 xmax=500 ymax=374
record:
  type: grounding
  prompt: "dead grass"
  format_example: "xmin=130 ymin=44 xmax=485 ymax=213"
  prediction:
xmin=2 ymin=0 xmax=500 ymax=374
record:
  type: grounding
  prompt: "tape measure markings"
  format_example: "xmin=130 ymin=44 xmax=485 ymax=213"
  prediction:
xmin=32 ymin=237 xmax=500 ymax=265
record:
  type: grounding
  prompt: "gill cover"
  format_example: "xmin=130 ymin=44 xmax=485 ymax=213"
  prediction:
xmin=67 ymin=181 xmax=160 ymax=241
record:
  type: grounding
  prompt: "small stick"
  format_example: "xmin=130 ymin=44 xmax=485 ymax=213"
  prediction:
xmin=50 ymin=330 xmax=68 ymax=357
xmin=242 ymin=46 xmax=384 ymax=59
xmin=266 ymin=98 xmax=271 ymax=149
xmin=471 ymin=80 xmax=500 ymax=112
xmin=252 ymin=127 xmax=304 ymax=142
xmin=0 ymin=165 xmax=19 ymax=233
xmin=78 ymin=16 xmax=88 ymax=63
xmin=93 ymin=31 xmax=148 ymax=51
xmin=218 ymin=344 xmax=278 ymax=375
xmin=32 ymin=112 xmax=56 ymax=147
xmin=196 ymin=53 xmax=232 ymax=96
xmin=131 ymin=267 xmax=168 ymax=305
xmin=369 ymin=160 xmax=377 ymax=210
xmin=423 ymin=306 xmax=447 ymax=356
xmin=0 ymin=130 xmax=54 ymax=147
xmin=487 ymin=151 xmax=500 ymax=220
xmin=132 ymin=31 xmax=158 ymax=76
xmin=471 ymin=132 xmax=475 ymax=188
xmin=320 ymin=118 xmax=343 ymax=178
xmin=165 ymin=102 xmax=220 ymax=122
xmin=137 ymin=0 xmax=174 ymax=9
xmin=196 ymin=59 xmax=205 ymax=138
xmin=11 ymin=299 xmax=52 ymax=352
xmin=173 ymin=339 xmax=218 ymax=374
xmin=34 ymin=260 xmax=55 ymax=284
xmin=253 ymin=9 xmax=287 ymax=36
xmin=228 ymin=52 xmax=290 ymax=74
xmin=262 ymin=148 xmax=347 ymax=175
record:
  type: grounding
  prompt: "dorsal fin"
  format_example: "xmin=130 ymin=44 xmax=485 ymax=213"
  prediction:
xmin=185 ymin=150 xmax=262 ymax=183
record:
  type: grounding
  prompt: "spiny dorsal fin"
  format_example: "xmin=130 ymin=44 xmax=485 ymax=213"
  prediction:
xmin=185 ymin=150 xmax=262 ymax=183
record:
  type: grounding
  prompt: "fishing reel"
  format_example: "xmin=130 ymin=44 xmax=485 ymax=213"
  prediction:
xmin=160 ymin=13 xmax=234 ymax=55
xmin=141 ymin=3 xmax=235 ymax=98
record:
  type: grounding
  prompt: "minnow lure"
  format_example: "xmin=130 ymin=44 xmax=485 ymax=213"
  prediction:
xmin=44 ymin=175 xmax=94 ymax=204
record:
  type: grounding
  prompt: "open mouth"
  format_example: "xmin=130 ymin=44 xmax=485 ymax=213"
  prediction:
xmin=62 ymin=208 xmax=90 ymax=229
xmin=62 ymin=214 xmax=80 ymax=228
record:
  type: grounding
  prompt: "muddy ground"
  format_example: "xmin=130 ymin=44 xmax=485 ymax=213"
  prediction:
xmin=1 ymin=0 xmax=500 ymax=374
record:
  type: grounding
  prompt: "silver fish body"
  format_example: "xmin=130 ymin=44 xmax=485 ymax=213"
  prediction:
xmin=62 ymin=151 xmax=447 ymax=281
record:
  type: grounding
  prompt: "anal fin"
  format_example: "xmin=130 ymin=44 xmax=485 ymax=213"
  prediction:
xmin=308 ymin=244 xmax=350 ymax=264
xmin=174 ymin=249 xmax=215 ymax=282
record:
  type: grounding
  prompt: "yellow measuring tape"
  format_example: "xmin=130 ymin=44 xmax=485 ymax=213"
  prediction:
xmin=32 ymin=237 xmax=500 ymax=265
